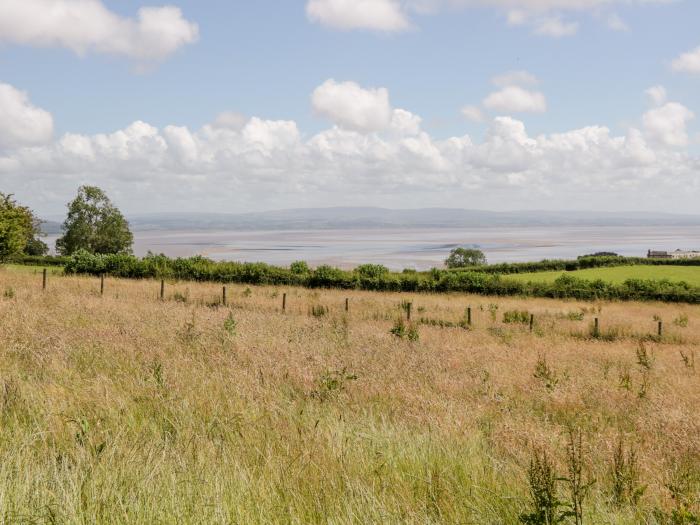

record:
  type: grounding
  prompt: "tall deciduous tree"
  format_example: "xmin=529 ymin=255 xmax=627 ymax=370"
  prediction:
xmin=0 ymin=193 xmax=35 ymax=261
xmin=0 ymin=193 xmax=47 ymax=261
xmin=56 ymin=186 xmax=133 ymax=255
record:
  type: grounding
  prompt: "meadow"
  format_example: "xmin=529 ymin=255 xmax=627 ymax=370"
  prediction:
xmin=510 ymin=265 xmax=700 ymax=287
xmin=0 ymin=265 xmax=698 ymax=524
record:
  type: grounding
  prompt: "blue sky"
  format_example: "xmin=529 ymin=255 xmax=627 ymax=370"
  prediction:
xmin=1 ymin=0 xmax=699 ymax=215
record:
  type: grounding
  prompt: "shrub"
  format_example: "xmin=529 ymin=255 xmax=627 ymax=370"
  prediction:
xmin=309 ymin=265 xmax=349 ymax=288
xmin=610 ymin=437 xmax=645 ymax=507
xmin=309 ymin=305 xmax=328 ymax=317
xmin=223 ymin=313 xmax=237 ymax=336
xmin=290 ymin=260 xmax=310 ymax=274
xmin=172 ymin=291 xmax=189 ymax=303
xmin=520 ymin=449 xmax=567 ymax=524
xmin=674 ymin=314 xmax=689 ymax=328
xmin=354 ymin=264 xmax=389 ymax=279
xmin=310 ymin=368 xmax=357 ymax=401
xmin=564 ymin=311 xmax=585 ymax=321
xmin=390 ymin=318 xmax=407 ymax=338
xmin=534 ymin=355 xmax=559 ymax=390
xmin=503 ymin=310 xmax=531 ymax=324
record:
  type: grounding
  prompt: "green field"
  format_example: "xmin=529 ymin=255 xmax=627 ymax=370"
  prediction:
xmin=509 ymin=264 xmax=700 ymax=286
xmin=4 ymin=264 xmax=64 ymax=275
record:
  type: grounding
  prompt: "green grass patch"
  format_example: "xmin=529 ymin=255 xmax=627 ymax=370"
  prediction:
xmin=1 ymin=264 xmax=64 ymax=276
xmin=510 ymin=265 xmax=700 ymax=286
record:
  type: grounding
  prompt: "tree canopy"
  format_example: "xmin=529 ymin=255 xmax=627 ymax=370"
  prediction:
xmin=0 ymin=193 xmax=45 ymax=261
xmin=56 ymin=186 xmax=133 ymax=256
xmin=445 ymin=247 xmax=487 ymax=268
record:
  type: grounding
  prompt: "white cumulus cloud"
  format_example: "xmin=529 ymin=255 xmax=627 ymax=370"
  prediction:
xmin=312 ymin=79 xmax=393 ymax=132
xmin=0 ymin=0 xmax=199 ymax=61
xmin=483 ymin=86 xmax=547 ymax=113
xmin=0 ymin=83 xmax=53 ymax=151
xmin=642 ymin=102 xmax=695 ymax=148
xmin=672 ymin=46 xmax=700 ymax=75
xmin=306 ymin=0 xmax=410 ymax=32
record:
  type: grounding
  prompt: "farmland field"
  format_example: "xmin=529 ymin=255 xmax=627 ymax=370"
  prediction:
xmin=509 ymin=264 xmax=700 ymax=286
xmin=0 ymin=265 xmax=698 ymax=523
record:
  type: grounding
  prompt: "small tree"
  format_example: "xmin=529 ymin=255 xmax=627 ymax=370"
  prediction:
xmin=0 ymin=193 xmax=43 ymax=261
xmin=445 ymin=247 xmax=487 ymax=268
xmin=24 ymin=235 xmax=49 ymax=256
xmin=355 ymin=263 xmax=389 ymax=279
xmin=56 ymin=186 xmax=133 ymax=255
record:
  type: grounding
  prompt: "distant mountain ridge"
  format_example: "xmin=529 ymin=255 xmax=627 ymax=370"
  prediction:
xmin=39 ymin=220 xmax=62 ymax=234
xmin=122 ymin=207 xmax=700 ymax=232
xmin=40 ymin=207 xmax=700 ymax=234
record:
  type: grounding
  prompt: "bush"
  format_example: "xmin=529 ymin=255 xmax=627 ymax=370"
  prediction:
xmin=309 ymin=265 xmax=351 ymax=288
xmin=503 ymin=310 xmax=530 ymax=324
xmin=354 ymin=264 xmax=389 ymax=279
xmin=290 ymin=260 xmax=310 ymax=274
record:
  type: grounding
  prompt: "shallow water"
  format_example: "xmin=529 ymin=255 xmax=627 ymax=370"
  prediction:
xmin=45 ymin=225 xmax=700 ymax=270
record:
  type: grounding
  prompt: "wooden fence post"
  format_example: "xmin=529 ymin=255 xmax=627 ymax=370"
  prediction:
xmin=594 ymin=318 xmax=600 ymax=337
xmin=530 ymin=314 xmax=535 ymax=332
xmin=100 ymin=274 xmax=104 ymax=296
xmin=222 ymin=286 xmax=227 ymax=306
xmin=658 ymin=321 xmax=663 ymax=337
xmin=467 ymin=307 xmax=472 ymax=326
xmin=406 ymin=302 xmax=412 ymax=321
xmin=345 ymin=298 xmax=349 ymax=312
xmin=160 ymin=279 xmax=165 ymax=301
xmin=42 ymin=268 xmax=47 ymax=291
xmin=282 ymin=293 xmax=287 ymax=312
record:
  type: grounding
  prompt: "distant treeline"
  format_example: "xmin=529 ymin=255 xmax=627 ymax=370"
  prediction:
xmin=30 ymin=251 xmax=698 ymax=304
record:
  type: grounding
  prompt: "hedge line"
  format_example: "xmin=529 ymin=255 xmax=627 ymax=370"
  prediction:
xmin=451 ymin=255 xmax=700 ymax=275
xmin=16 ymin=253 xmax=700 ymax=275
xmin=7 ymin=254 xmax=71 ymax=267
xmin=57 ymin=251 xmax=700 ymax=304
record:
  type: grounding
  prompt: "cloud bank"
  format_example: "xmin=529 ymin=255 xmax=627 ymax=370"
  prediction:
xmin=1 ymin=79 xmax=697 ymax=213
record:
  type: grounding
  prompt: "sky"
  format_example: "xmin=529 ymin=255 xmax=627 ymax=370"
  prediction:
xmin=1 ymin=0 xmax=699 ymax=216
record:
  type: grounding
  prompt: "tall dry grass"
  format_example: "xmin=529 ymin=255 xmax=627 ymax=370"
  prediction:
xmin=0 ymin=266 xmax=698 ymax=524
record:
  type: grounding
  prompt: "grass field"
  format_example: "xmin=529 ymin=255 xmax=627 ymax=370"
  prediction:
xmin=4 ymin=263 xmax=64 ymax=275
xmin=510 ymin=265 xmax=700 ymax=286
xmin=0 ymin=265 xmax=698 ymax=523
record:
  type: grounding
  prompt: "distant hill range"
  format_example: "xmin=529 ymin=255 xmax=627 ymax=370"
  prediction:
xmin=41 ymin=207 xmax=700 ymax=234
xmin=39 ymin=220 xmax=62 ymax=234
